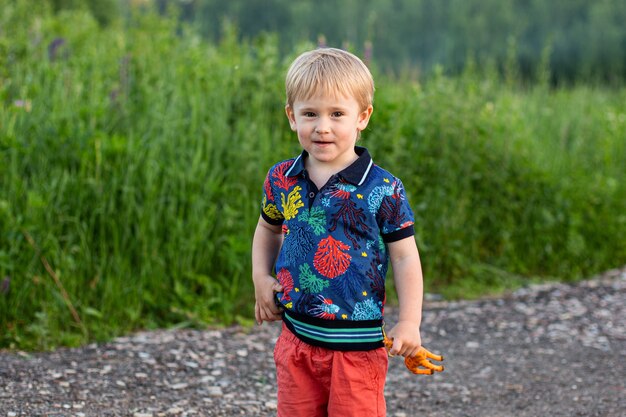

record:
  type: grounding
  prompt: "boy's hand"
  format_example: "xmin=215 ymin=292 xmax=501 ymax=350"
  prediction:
xmin=253 ymin=274 xmax=283 ymax=325
xmin=386 ymin=320 xmax=422 ymax=358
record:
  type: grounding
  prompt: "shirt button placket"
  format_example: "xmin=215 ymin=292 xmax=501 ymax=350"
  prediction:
xmin=307 ymin=190 xmax=316 ymax=209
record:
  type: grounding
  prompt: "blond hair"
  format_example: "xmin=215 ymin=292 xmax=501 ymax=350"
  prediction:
xmin=285 ymin=48 xmax=374 ymax=111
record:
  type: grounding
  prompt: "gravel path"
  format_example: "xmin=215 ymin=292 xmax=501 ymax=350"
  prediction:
xmin=1 ymin=267 xmax=625 ymax=417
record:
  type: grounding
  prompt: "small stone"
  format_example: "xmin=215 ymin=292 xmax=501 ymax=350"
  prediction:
xmin=247 ymin=342 xmax=266 ymax=351
xmin=393 ymin=391 xmax=409 ymax=400
xmin=236 ymin=349 xmax=248 ymax=357
xmin=505 ymin=384 xmax=524 ymax=393
xmin=477 ymin=366 xmax=492 ymax=378
xmin=133 ymin=413 xmax=153 ymax=417
xmin=171 ymin=382 xmax=188 ymax=390
xmin=465 ymin=341 xmax=480 ymax=349
xmin=208 ymin=386 xmax=223 ymax=397
xmin=264 ymin=401 xmax=277 ymax=410
xmin=77 ymin=390 xmax=90 ymax=401
xmin=135 ymin=373 xmax=148 ymax=379
xmin=116 ymin=380 xmax=126 ymax=388
xmin=16 ymin=350 xmax=31 ymax=358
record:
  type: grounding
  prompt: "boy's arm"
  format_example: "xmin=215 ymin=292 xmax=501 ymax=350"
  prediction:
xmin=251 ymin=216 xmax=284 ymax=325
xmin=386 ymin=236 xmax=424 ymax=358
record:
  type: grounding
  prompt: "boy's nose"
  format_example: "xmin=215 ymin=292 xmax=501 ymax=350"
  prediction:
xmin=315 ymin=118 xmax=331 ymax=134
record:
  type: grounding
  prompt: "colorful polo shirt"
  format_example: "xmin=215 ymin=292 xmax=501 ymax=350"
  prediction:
xmin=261 ymin=146 xmax=415 ymax=351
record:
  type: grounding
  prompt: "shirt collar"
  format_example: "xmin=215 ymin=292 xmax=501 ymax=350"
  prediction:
xmin=285 ymin=146 xmax=374 ymax=186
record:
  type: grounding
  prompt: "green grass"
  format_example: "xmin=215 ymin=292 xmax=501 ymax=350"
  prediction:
xmin=369 ymin=73 xmax=626 ymax=298
xmin=1 ymin=5 xmax=625 ymax=350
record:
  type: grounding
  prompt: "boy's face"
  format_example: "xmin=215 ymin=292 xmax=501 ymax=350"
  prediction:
xmin=285 ymin=94 xmax=373 ymax=170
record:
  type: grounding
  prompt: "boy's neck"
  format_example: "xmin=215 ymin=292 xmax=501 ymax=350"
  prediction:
xmin=304 ymin=148 xmax=359 ymax=190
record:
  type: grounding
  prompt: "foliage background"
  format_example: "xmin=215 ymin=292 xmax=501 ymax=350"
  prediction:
xmin=187 ymin=0 xmax=626 ymax=84
xmin=1 ymin=0 xmax=625 ymax=349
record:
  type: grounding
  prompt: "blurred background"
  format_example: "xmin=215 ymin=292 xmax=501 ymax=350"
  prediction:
xmin=1 ymin=0 xmax=625 ymax=350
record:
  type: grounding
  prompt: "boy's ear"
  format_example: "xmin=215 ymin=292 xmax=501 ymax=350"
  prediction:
xmin=357 ymin=105 xmax=374 ymax=131
xmin=285 ymin=105 xmax=297 ymax=131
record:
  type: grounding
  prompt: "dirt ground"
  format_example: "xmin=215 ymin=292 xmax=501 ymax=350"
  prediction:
xmin=1 ymin=267 xmax=624 ymax=416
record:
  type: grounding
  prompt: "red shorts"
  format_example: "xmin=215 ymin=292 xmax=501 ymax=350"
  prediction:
xmin=274 ymin=324 xmax=388 ymax=417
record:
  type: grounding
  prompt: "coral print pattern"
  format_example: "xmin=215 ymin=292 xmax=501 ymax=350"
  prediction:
xmin=261 ymin=147 xmax=415 ymax=324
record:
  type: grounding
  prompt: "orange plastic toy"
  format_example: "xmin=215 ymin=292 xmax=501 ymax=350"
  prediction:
xmin=383 ymin=337 xmax=445 ymax=375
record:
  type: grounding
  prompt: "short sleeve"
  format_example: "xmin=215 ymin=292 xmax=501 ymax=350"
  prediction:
xmin=260 ymin=166 xmax=285 ymax=225
xmin=378 ymin=178 xmax=415 ymax=243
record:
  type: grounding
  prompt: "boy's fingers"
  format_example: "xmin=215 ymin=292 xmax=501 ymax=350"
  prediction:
xmin=390 ymin=339 xmax=402 ymax=356
xmin=255 ymin=302 xmax=274 ymax=325
xmin=261 ymin=301 xmax=282 ymax=322
xmin=391 ymin=339 xmax=422 ymax=358
xmin=407 ymin=346 xmax=422 ymax=358
xmin=255 ymin=303 xmax=263 ymax=325
xmin=266 ymin=308 xmax=280 ymax=320
xmin=272 ymin=300 xmax=284 ymax=315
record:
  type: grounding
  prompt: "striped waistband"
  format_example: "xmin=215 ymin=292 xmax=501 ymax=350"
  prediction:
xmin=282 ymin=310 xmax=384 ymax=351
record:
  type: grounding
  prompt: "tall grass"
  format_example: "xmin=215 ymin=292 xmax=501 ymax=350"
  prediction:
xmin=1 ymin=5 xmax=625 ymax=349
xmin=369 ymin=73 xmax=626 ymax=297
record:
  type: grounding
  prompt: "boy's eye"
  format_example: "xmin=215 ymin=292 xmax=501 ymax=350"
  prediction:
xmin=303 ymin=112 xmax=316 ymax=117
xmin=331 ymin=111 xmax=343 ymax=117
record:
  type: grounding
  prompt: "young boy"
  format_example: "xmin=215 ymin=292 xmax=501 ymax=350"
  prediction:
xmin=252 ymin=47 xmax=424 ymax=417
